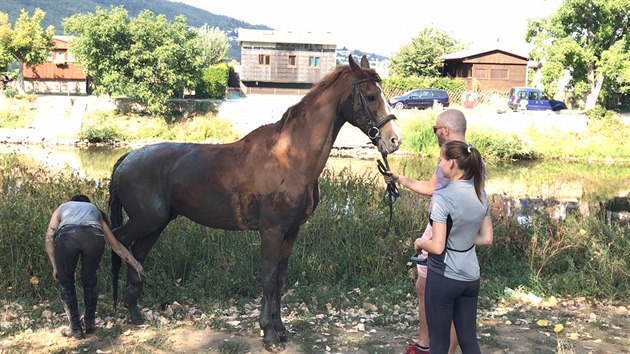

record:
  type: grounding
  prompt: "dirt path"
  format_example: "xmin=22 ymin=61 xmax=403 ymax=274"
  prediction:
xmin=2 ymin=292 xmax=628 ymax=353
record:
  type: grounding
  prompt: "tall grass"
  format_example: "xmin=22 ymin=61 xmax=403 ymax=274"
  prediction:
xmin=1 ymin=157 xmax=628 ymax=311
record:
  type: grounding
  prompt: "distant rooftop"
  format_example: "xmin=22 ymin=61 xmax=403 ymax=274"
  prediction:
xmin=238 ymin=28 xmax=337 ymax=46
xmin=441 ymin=47 xmax=528 ymax=61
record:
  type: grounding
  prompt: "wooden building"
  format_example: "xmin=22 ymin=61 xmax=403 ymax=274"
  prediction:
xmin=23 ymin=36 xmax=89 ymax=95
xmin=238 ymin=29 xmax=336 ymax=95
xmin=440 ymin=48 xmax=528 ymax=93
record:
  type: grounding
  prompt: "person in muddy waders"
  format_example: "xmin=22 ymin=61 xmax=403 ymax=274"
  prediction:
xmin=45 ymin=194 xmax=145 ymax=338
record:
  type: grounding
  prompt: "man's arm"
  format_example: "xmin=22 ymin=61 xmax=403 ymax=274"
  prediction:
xmin=395 ymin=172 xmax=438 ymax=196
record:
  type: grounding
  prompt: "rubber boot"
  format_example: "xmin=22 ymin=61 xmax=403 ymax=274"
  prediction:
xmin=60 ymin=285 xmax=84 ymax=339
xmin=83 ymin=285 xmax=99 ymax=334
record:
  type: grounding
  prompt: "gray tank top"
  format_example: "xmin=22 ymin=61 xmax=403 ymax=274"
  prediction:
xmin=58 ymin=201 xmax=103 ymax=230
xmin=428 ymin=179 xmax=490 ymax=282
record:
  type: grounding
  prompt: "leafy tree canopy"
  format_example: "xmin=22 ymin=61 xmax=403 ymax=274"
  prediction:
xmin=388 ymin=27 xmax=463 ymax=77
xmin=64 ymin=6 xmax=205 ymax=116
xmin=197 ymin=25 xmax=229 ymax=66
xmin=526 ymin=0 xmax=630 ymax=109
xmin=0 ymin=9 xmax=54 ymax=88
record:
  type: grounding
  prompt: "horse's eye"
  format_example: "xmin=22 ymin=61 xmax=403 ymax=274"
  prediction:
xmin=367 ymin=95 xmax=376 ymax=102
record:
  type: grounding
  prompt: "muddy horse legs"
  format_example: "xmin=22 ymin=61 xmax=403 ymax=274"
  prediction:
xmin=115 ymin=220 xmax=168 ymax=325
xmin=259 ymin=227 xmax=299 ymax=351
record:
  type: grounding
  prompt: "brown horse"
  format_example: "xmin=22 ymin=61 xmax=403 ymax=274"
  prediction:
xmin=108 ymin=55 xmax=401 ymax=351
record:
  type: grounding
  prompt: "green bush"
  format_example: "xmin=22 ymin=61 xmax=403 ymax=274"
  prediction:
xmin=398 ymin=112 xmax=534 ymax=160
xmin=2 ymin=87 xmax=18 ymax=98
xmin=0 ymin=99 xmax=36 ymax=128
xmin=78 ymin=110 xmax=122 ymax=143
xmin=382 ymin=75 xmax=466 ymax=99
xmin=195 ymin=64 xmax=231 ymax=99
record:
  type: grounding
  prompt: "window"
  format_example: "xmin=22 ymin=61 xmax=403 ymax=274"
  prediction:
xmin=473 ymin=69 xmax=487 ymax=79
xmin=308 ymin=56 xmax=320 ymax=67
xmin=258 ymin=54 xmax=270 ymax=65
xmin=528 ymin=91 xmax=539 ymax=100
xmin=288 ymin=55 xmax=296 ymax=66
xmin=490 ymin=68 xmax=509 ymax=79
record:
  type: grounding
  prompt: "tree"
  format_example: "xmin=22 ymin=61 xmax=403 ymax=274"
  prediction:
xmin=0 ymin=13 xmax=13 ymax=72
xmin=526 ymin=0 xmax=630 ymax=109
xmin=197 ymin=25 xmax=229 ymax=66
xmin=388 ymin=27 xmax=462 ymax=77
xmin=64 ymin=6 xmax=205 ymax=116
xmin=0 ymin=9 xmax=54 ymax=91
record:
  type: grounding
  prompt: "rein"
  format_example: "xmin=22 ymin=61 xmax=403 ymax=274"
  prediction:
xmin=351 ymin=77 xmax=399 ymax=238
xmin=377 ymin=154 xmax=400 ymax=238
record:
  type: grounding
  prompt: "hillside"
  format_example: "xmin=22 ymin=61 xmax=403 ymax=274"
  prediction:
xmin=0 ymin=0 xmax=271 ymax=60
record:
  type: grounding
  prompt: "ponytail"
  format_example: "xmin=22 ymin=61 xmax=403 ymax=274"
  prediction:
xmin=441 ymin=141 xmax=485 ymax=201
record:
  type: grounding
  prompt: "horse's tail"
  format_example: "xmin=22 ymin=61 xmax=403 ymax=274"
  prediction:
xmin=109 ymin=153 xmax=129 ymax=309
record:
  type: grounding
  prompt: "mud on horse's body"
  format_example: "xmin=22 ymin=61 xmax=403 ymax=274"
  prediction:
xmin=108 ymin=55 xmax=401 ymax=351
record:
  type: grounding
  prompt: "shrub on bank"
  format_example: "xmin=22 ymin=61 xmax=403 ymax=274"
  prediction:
xmin=78 ymin=109 xmax=239 ymax=144
xmin=398 ymin=110 xmax=534 ymax=160
xmin=1 ymin=157 xmax=627 ymax=310
xmin=0 ymin=98 xmax=37 ymax=129
xmin=398 ymin=109 xmax=629 ymax=161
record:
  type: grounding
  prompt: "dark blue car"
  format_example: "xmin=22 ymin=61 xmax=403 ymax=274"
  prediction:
xmin=389 ymin=89 xmax=450 ymax=109
xmin=508 ymin=87 xmax=567 ymax=111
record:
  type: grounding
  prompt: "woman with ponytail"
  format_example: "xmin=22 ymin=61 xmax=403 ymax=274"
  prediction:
xmin=414 ymin=140 xmax=493 ymax=354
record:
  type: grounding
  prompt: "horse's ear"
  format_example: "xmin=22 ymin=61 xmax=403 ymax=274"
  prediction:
xmin=348 ymin=54 xmax=362 ymax=75
xmin=360 ymin=55 xmax=370 ymax=69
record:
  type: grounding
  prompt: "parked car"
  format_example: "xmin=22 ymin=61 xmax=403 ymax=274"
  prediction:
xmin=389 ymin=89 xmax=450 ymax=109
xmin=508 ymin=87 xmax=567 ymax=111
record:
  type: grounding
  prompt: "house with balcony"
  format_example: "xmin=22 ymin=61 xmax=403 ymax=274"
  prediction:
xmin=22 ymin=36 xmax=89 ymax=95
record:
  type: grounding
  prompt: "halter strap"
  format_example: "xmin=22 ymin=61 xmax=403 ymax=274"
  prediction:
xmin=352 ymin=77 xmax=397 ymax=143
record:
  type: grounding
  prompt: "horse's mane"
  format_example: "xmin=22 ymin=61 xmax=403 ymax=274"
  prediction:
xmin=275 ymin=64 xmax=381 ymax=132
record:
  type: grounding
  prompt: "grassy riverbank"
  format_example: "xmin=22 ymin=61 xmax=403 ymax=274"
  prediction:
xmin=3 ymin=95 xmax=629 ymax=163
xmin=1 ymin=155 xmax=629 ymax=352
xmin=1 ymin=156 xmax=628 ymax=306
xmin=397 ymin=107 xmax=630 ymax=161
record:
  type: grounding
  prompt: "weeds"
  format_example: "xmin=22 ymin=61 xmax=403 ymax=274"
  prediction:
xmin=218 ymin=340 xmax=251 ymax=354
xmin=0 ymin=156 xmax=628 ymax=314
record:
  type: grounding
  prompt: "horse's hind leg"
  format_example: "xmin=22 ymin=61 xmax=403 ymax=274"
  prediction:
xmin=272 ymin=227 xmax=299 ymax=343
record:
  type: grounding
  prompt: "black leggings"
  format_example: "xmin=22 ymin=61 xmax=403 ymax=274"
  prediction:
xmin=425 ymin=270 xmax=481 ymax=354
xmin=54 ymin=225 xmax=105 ymax=289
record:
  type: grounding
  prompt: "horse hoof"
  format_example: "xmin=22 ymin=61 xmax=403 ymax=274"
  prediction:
xmin=128 ymin=307 xmax=145 ymax=325
xmin=276 ymin=330 xmax=288 ymax=343
xmin=263 ymin=341 xmax=285 ymax=352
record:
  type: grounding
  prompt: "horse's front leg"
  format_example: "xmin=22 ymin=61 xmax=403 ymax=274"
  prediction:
xmin=272 ymin=227 xmax=299 ymax=342
xmin=123 ymin=226 xmax=166 ymax=325
xmin=259 ymin=227 xmax=284 ymax=352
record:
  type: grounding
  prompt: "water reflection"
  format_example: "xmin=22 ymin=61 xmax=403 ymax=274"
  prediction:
xmin=2 ymin=146 xmax=628 ymax=222
xmin=0 ymin=144 xmax=131 ymax=180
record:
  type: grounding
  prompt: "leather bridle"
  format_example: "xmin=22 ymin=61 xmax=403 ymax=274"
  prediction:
xmin=351 ymin=77 xmax=397 ymax=144
xmin=351 ymin=77 xmax=399 ymax=238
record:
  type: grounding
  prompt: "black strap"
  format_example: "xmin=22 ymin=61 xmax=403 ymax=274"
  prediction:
xmin=376 ymin=153 xmax=399 ymax=238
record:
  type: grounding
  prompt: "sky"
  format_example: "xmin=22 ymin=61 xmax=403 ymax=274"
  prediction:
xmin=177 ymin=0 xmax=563 ymax=56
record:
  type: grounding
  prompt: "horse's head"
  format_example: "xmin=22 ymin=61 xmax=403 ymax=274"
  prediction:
xmin=346 ymin=54 xmax=401 ymax=155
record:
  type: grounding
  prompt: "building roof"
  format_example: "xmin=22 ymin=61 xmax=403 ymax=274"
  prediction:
xmin=441 ymin=47 xmax=528 ymax=61
xmin=238 ymin=28 xmax=337 ymax=46
xmin=52 ymin=35 xmax=72 ymax=50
